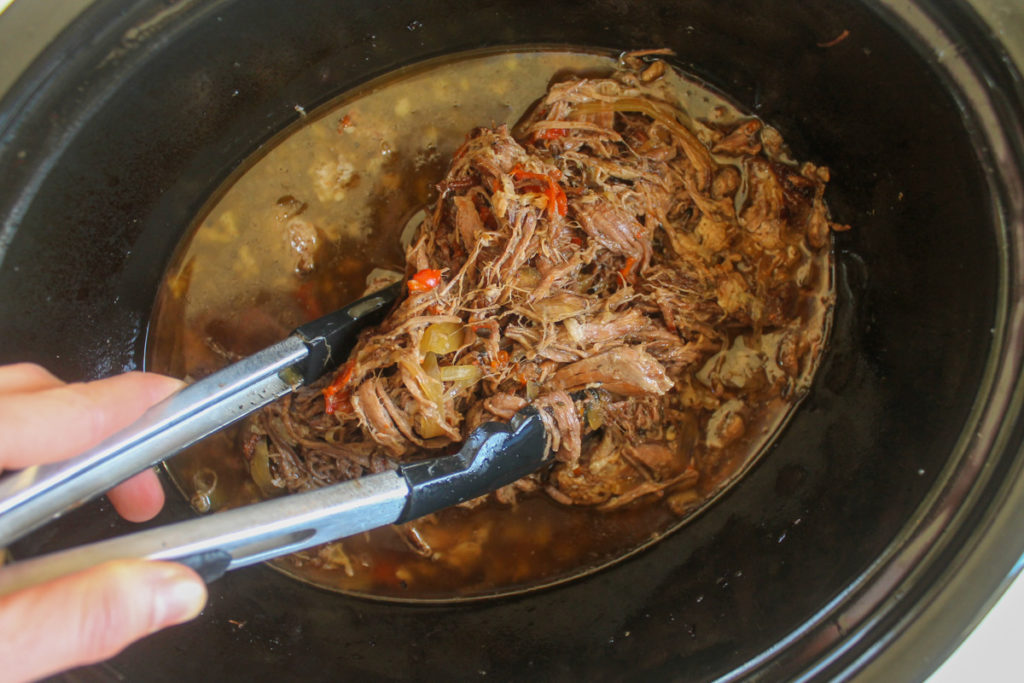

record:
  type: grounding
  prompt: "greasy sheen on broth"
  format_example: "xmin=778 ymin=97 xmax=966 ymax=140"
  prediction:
xmin=147 ymin=49 xmax=835 ymax=601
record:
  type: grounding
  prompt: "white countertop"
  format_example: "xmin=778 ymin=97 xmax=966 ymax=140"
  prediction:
xmin=928 ymin=567 xmax=1024 ymax=682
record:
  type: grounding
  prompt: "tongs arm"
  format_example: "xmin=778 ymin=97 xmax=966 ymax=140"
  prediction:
xmin=0 ymin=407 xmax=551 ymax=596
xmin=0 ymin=282 xmax=401 ymax=547
xmin=0 ymin=338 xmax=307 ymax=547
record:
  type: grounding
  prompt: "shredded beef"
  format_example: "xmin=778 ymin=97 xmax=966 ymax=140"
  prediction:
xmin=245 ymin=53 xmax=844 ymax=512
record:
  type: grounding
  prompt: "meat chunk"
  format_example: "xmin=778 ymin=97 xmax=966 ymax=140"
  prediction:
xmin=575 ymin=199 xmax=649 ymax=263
xmin=533 ymin=390 xmax=582 ymax=466
xmin=528 ymin=292 xmax=590 ymax=325
xmin=552 ymin=346 xmax=674 ymax=397
xmin=453 ymin=195 xmax=484 ymax=248
xmin=564 ymin=309 xmax=648 ymax=346
xmin=483 ymin=393 xmax=527 ymax=420
xmin=287 ymin=218 xmax=319 ymax=274
xmin=705 ymin=399 xmax=746 ymax=449
xmin=350 ymin=379 xmax=407 ymax=457
xmin=712 ymin=119 xmax=762 ymax=156
xmin=627 ymin=442 xmax=682 ymax=479
xmin=552 ymin=432 xmax=639 ymax=505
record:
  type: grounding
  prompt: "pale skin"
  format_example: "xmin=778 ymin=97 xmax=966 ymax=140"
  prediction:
xmin=0 ymin=363 xmax=208 ymax=683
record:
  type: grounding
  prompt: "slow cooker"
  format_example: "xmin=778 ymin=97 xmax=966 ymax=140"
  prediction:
xmin=1 ymin=0 xmax=1022 ymax=679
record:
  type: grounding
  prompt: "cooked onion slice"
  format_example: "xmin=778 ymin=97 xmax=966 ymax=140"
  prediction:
xmin=420 ymin=322 xmax=465 ymax=355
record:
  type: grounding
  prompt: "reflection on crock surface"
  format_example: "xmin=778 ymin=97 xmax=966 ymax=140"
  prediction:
xmin=147 ymin=48 xmax=841 ymax=601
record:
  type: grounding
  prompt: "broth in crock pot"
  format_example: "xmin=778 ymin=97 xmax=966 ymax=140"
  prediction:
xmin=147 ymin=49 xmax=839 ymax=600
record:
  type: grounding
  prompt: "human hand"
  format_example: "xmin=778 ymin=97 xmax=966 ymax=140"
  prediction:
xmin=0 ymin=363 xmax=208 ymax=682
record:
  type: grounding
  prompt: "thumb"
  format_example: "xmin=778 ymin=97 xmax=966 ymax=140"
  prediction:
xmin=0 ymin=560 xmax=206 ymax=682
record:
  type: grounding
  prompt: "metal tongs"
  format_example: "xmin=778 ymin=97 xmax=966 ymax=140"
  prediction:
xmin=0 ymin=282 xmax=553 ymax=595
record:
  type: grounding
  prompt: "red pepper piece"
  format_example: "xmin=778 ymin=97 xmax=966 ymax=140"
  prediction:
xmin=511 ymin=165 xmax=568 ymax=220
xmin=618 ymin=257 xmax=638 ymax=285
xmin=323 ymin=360 xmax=356 ymax=415
xmin=489 ymin=349 xmax=510 ymax=370
xmin=548 ymin=183 xmax=568 ymax=218
xmin=408 ymin=268 xmax=442 ymax=293
xmin=511 ymin=165 xmax=548 ymax=184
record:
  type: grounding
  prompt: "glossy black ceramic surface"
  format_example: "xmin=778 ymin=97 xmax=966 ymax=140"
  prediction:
xmin=1 ymin=0 xmax=1022 ymax=680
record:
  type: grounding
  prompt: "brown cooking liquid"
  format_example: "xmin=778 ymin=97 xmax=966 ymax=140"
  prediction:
xmin=147 ymin=49 xmax=833 ymax=601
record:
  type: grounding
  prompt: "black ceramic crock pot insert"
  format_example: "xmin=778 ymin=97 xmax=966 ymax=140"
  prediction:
xmin=1 ymin=0 xmax=1022 ymax=680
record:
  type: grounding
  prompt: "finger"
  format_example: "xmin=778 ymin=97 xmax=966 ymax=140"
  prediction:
xmin=106 ymin=469 xmax=166 ymax=522
xmin=0 ymin=363 xmax=63 ymax=394
xmin=0 ymin=560 xmax=206 ymax=683
xmin=0 ymin=372 xmax=184 ymax=470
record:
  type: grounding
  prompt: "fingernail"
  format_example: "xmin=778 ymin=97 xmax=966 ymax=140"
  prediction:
xmin=151 ymin=565 xmax=207 ymax=628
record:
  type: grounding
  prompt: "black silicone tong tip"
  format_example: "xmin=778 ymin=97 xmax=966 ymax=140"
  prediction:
xmin=292 ymin=280 xmax=403 ymax=385
xmin=398 ymin=406 xmax=550 ymax=521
